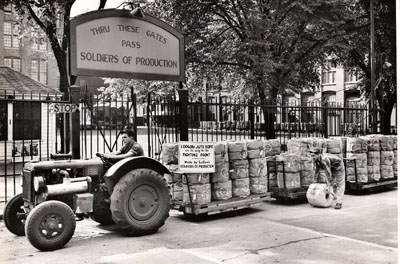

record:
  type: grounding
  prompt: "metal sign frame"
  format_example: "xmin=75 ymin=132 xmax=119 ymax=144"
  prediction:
xmin=69 ymin=9 xmax=185 ymax=82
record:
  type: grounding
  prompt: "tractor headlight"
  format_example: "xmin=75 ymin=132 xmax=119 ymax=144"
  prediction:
xmin=33 ymin=176 xmax=45 ymax=192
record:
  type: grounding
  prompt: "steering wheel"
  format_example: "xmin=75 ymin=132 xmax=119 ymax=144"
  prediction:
xmin=96 ymin=152 xmax=113 ymax=167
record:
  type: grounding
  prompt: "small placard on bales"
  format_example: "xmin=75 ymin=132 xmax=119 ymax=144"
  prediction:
xmin=178 ymin=142 xmax=215 ymax=173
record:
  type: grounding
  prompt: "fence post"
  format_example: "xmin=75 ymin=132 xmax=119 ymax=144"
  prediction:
xmin=323 ymin=101 xmax=329 ymax=138
xmin=70 ymin=85 xmax=81 ymax=159
xmin=249 ymin=98 xmax=255 ymax=139
xmin=178 ymin=87 xmax=189 ymax=141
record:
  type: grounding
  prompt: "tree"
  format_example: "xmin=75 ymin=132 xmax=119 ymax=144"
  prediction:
xmin=334 ymin=0 xmax=396 ymax=134
xmin=153 ymin=0 xmax=357 ymax=138
xmin=0 ymin=0 xmax=109 ymax=96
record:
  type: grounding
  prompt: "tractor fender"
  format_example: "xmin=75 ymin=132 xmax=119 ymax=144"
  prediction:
xmin=103 ymin=157 xmax=171 ymax=193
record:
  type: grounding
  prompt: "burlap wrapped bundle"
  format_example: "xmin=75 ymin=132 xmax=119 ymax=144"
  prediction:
xmin=380 ymin=151 xmax=394 ymax=166
xmin=249 ymin=158 xmax=268 ymax=177
xmin=277 ymin=172 xmax=301 ymax=188
xmin=227 ymin=141 xmax=247 ymax=160
xmin=286 ymin=139 xmax=303 ymax=154
xmin=367 ymin=166 xmax=381 ymax=181
xmin=300 ymin=155 xmax=315 ymax=171
xmin=392 ymin=136 xmax=397 ymax=150
xmin=394 ymin=149 xmax=398 ymax=177
xmin=172 ymin=182 xmax=184 ymax=201
xmin=381 ymin=165 xmax=394 ymax=179
xmin=327 ymin=138 xmax=343 ymax=154
xmin=162 ymin=143 xmax=179 ymax=164
xmin=330 ymin=137 xmax=347 ymax=154
xmin=300 ymin=170 xmax=315 ymax=187
xmin=367 ymin=151 xmax=380 ymax=166
xmin=232 ymin=178 xmax=250 ymax=197
xmin=183 ymin=184 xmax=211 ymax=205
xmin=183 ymin=173 xmax=210 ymax=184
xmin=246 ymin=139 xmax=265 ymax=159
xmin=250 ymin=176 xmax=268 ymax=194
xmin=215 ymin=142 xmax=229 ymax=163
xmin=346 ymin=137 xmax=368 ymax=153
xmin=211 ymin=181 xmax=232 ymax=201
xmin=363 ymin=135 xmax=380 ymax=151
xmin=346 ymin=153 xmax=368 ymax=168
xmin=346 ymin=167 xmax=368 ymax=183
xmin=229 ymin=159 xmax=249 ymax=179
xmin=263 ymin=139 xmax=281 ymax=156
xmin=276 ymin=153 xmax=301 ymax=173
xmin=211 ymin=162 xmax=230 ymax=183
xmin=379 ymin=135 xmax=394 ymax=151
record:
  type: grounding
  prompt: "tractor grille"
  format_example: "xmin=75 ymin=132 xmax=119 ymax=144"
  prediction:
xmin=22 ymin=169 xmax=33 ymax=202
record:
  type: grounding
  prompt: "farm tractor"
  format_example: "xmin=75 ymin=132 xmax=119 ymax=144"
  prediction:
xmin=3 ymin=153 xmax=171 ymax=251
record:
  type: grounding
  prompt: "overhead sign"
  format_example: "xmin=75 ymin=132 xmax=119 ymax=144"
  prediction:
xmin=70 ymin=9 xmax=185 ymax=82
xmin=178 ymin=142 xmax=215 ymax=173
xmin=48 ymin=103 xmax=79 ymax=113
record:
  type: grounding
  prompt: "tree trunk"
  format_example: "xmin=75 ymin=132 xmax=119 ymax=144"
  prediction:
xmin=381 ymin=96 xmax=396 ymax=135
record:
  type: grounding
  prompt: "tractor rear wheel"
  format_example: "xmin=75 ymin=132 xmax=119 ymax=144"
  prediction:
xmin=25 ymin=201 xmax=76 ymax=251
xmin=110 ymin=169 xmax=170 ymax=236
xmin=4 ymin=193 xmax=26 ymax=236
xmin=91 ymin=184 xmax=114 ymax=225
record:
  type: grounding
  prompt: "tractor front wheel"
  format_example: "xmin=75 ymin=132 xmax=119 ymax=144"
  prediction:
xmin=4 ymin=193 xmax=26 ymax=236
xmin=110 ymin=169 xmax=170 ymax=236
xmin=25 ymin=201 xmax=76 ymax=251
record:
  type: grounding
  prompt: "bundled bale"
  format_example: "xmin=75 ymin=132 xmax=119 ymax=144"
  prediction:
xmin=214 ymin=142 xmax=229 ymax=163
xmin=172 ymin=182 xmax=184 ymax=201
xmin=183 ymin=184 xmax=211 ymax=205
xmin=182 ymin=173 xmax=210 ymax=184
xmin=380 ymin=151 xmax=394 ymax=166
xmin=211 ymin=162 xmax=230 ymax=183
xmin=249 ymin=158 xmax=268 ymax=178
xmin=308 ymin=138 xmax=327 ymax=154
xmin=276 ymin=153 xmax=301 ymax=173
xmin=227 ymin=141 xmax=248 ymax=160
xmin=161 ymin=143 xmax=179 ymax=165
xmin=229 ymin=159 xmax=249 ymax=179
xmin=367 ymin=166 xmax=381 ymax=181
xmin=346 ymin=137 xmax=368 ymax=153
xmin=263 ymin=139 xmax=281 ymax=156
xmin=300 ymin=155 xmax=315 ymax=187
xmin=232 ymin=178 xmax=250 ymax=198
xmin=379 ymin=135 xmax=394 ymax=151
xmin=286 ymin=138 xmax=304 ymax=154
xmin=246 ymin=139 xmax=265 ymax=159
xmin=362 ymin=135 xmax=380 ymax=152
xmin=277 ymin=172 xmax=301 ymax=189
xmin=326 ymin=138 xmax=343 ymax=154
xmin=164 ymin=164 xmax=184 ymax=201
xmin=346 ymin=153 xmax=368 ymax=183
xmin=211 ymin=181 xmax=232 ymax=201
xmin=394 ymin=148 xmax=398 ymax=178
xmin=330 ymin=137 xmax=347 ymax=155
xmin=381 ymin=165 xmax=394 ymax=179
xmin=367 ymin=151 xmax=381 ymax=166
xmin=250 ymin=176 xmax=268 ymax=194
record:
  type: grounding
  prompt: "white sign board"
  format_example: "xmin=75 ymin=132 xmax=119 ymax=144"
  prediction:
xmin=70 ymin=9 xmax=185 ymax=82
xmin=48 ymin=103 xmax=79 ymax=113
xmin=178 ymin=142 xmax=215 ymax=173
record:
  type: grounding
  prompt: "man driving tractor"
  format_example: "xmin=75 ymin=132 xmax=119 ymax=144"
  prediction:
xmin=100 ymin=129 xmax=144 ymax=161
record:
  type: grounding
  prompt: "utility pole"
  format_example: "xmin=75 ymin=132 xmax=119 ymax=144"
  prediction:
xmin=370 ymin=0 xmax=376 ymax=133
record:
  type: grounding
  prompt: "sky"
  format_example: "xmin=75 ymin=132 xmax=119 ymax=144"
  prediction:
xmin=70 ymin=0 xmax=126 ymax=17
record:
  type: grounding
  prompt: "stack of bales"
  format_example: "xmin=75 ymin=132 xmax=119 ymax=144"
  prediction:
xmin=379 ymin=135 xmax=394 ymax=179
xmin=211 ymin=142 xmax=232 ymax=201
xmin=276 ymin=153 xmax=301 ymax=189
xmin=264 ymin=139 xmax=281 ymax=188
xmin=327 ymin=137 xmax=344 ymax=159
xmin=363 ymin=135 xmax=381 ymax=182
xmin=182 ymin=173 xmax=211 ymax=205
xmin=161 ymin=143 xmax=183 ymax=201
xmin=392 ymin=136 xmax=397 ymax=178
xmin=247 ymin=139 xmax=268 ymax=194
xmin=228 ymin=141 xmax=250 ymax=198
xmin=346 ymin=137 xmax=368 ymax=183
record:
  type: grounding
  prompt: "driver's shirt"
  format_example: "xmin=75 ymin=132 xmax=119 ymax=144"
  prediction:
xmin=119 ymin=141 xmax=144 ymax=157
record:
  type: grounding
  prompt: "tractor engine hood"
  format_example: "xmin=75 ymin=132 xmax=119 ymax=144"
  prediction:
xmin=24 ymin=159 xmax=104 ymax=171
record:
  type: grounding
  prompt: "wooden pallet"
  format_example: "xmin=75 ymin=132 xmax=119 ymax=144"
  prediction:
xmin=270 ymin=187 xmax=308 ymax=200
xmin=171 ymin=193 xmax=271 ymax=215
xmin=346 ymin=177 xmax=397 ymax=191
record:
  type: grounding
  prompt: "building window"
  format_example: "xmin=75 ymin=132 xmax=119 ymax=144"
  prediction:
xmin=13 ymin=102 xmax=41 ymax=140
xmin=4 ymin=22 xmax=20 ymax=48
xmin=322 ymin=61 xmax=336 ymax=84
xmin=4 ymin=3 xmax=12 ymax=12
xmin=4 ymin=57 xmax=21 ymax=72
xmin=31 ymin=59 xmax=48 ymax=84
xmin=345 ymin=69 xmax=361 ymax=83
xmin=0 ymin=102 xmax=7 ymax=141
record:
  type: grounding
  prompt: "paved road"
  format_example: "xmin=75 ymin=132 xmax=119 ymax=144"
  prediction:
xmin=0 ymin=188 xmax=397 ymax=264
